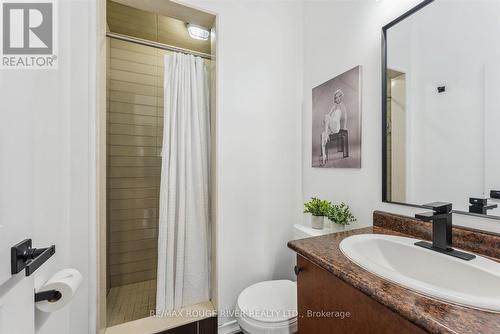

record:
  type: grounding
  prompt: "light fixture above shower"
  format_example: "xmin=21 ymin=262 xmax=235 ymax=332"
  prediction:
xmin=187 ymin=23 xmax=210 ymax=40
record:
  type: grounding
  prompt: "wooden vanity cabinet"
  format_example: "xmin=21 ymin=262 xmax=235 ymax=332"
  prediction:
xmin=295 ymin=255 xmax=428 ymax=334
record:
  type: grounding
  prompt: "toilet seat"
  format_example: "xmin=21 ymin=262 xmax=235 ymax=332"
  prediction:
xmin=236 ymin=280 xmax=297 ymax=334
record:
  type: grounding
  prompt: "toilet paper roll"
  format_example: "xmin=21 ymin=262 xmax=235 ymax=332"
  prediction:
xmin=35 ymin=268 xmax=83 ymax=313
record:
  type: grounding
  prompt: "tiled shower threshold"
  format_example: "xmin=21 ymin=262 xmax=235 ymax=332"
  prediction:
xmin=105 ymin=301 xmax=216 ymax=334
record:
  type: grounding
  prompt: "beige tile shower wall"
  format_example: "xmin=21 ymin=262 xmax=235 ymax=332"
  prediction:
xmin=106 ymin=37 xmax=111 ymax=293
xmin=107 ymin=37 xmax=213 ymax=288
xmin=107 ymin=0 xmax=211 ymax=55
xmin=107 ymin=38 xmax=163 ymax=287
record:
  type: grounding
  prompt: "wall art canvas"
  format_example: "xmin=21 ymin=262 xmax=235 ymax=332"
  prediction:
xmin=312 ymin=66 xmax=362 ymax=168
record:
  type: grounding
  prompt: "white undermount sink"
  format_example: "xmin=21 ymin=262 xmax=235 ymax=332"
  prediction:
xmin=339 ymin=234 xmax=500 ymax=313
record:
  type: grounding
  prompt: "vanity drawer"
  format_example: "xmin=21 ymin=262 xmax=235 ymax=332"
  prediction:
xmin=295 ymin=255 xmax=427 ymax=334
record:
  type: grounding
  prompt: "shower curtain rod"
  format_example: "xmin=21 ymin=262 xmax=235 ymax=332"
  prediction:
xmin=106 ymin=32 xmax=213 ymax=60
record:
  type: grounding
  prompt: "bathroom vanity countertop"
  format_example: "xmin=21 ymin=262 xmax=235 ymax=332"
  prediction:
xmin=287 ymin=226 xmax=500 ymax=334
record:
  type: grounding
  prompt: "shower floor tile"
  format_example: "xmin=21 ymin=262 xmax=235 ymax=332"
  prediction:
xmin=107 ymin=279 xmax=157 ymax=327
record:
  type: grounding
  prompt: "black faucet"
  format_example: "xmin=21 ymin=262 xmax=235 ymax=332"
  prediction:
xmin=468 ymin=196 xmax=498 ymax=214
xmin=414 ymin=202 xmax=475 ymax=261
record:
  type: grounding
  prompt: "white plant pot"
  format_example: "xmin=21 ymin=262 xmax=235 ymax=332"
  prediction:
xmin=311 ymin=215 xmax=325 ymax=229
xmin=329 ymin=221 xmax=347 ymax=233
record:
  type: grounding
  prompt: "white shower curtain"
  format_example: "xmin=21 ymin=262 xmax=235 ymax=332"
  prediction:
xmin=156 ymin=52 xmax=210 ymax=312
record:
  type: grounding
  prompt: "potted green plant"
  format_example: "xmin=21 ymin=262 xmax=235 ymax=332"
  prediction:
xmin=303 ymin=197 xmax=331 ymax=229
xmin=327 ymin=202 xmax=356 ymax=231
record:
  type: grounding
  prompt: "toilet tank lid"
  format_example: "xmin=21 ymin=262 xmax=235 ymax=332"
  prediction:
xmin=237 ymin=280 xmax=297 ymax=323
xmin=293 ymin=223 xmax=333 ymax=237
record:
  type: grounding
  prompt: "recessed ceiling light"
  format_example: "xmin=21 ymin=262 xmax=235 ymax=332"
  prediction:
xmin=187 ymin=23 xmax=210 ymax=41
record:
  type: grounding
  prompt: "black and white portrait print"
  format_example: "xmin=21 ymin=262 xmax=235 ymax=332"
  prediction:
xmin=312 ymin=66 xmax=362 ymax=168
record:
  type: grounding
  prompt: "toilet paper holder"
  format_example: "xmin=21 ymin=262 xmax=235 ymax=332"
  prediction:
xmin=35 ymin=289 xmax=62 ymax=303
xmin=11 ymin=239 xmax=56 ymax=276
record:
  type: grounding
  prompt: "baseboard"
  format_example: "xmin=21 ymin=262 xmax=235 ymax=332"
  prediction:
xmin=218 ymin=320 xmax=241 ymax=334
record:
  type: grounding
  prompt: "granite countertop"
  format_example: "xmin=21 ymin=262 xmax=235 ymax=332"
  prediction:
xmin=287 ymin=225 xmax=500 ymax=334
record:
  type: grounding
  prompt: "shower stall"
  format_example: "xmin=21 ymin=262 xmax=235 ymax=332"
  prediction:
xmin=104 ymin=0 xmax=216 ymax=329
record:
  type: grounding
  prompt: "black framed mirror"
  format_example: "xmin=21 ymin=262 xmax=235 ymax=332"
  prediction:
xmin=382 ymin=0 xmax=500 ymax=220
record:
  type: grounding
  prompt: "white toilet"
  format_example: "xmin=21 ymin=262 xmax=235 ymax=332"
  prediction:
xmin=236 ymin=280 xmax=297 ymax=334
xmin=235 ymin=223 xmax=334 ymax=333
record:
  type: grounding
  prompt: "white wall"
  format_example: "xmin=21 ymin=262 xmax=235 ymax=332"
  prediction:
xmin=181 ymin=0 xmax=303 ymax=326
xmin=32 ymin=1 xmax=96 ymax=334
xmin=66 ymin=0 xmax=97 ymax=333
xmin=302 ymin=0 xmax=424 ymax=230
xmin=302 ymin=0 xmax=500 ymax=235
xmin=0 ymin=0 xmax=95 ymax=332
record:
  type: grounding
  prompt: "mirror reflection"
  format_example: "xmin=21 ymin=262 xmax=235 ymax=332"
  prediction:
xmin=384 ymin=0 xmax=500 ymax=217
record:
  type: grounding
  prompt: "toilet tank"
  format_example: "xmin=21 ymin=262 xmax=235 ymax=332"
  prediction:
xmin=293 ymin=223 xmax=334 ymax=239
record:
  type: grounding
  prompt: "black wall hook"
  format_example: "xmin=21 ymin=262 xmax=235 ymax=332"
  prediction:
xmin=11 ymin=239 xmax=55 ymax=276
